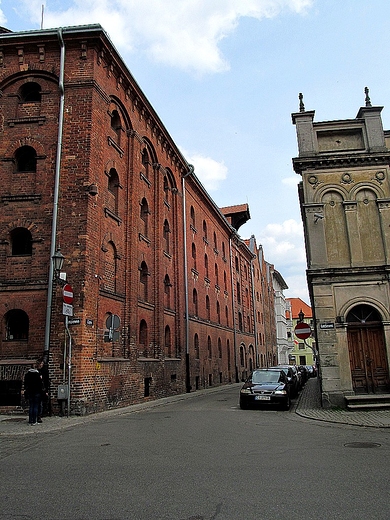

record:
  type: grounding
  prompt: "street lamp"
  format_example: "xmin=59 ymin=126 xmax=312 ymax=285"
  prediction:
xmin=298 ymin=309 xmax=304 ymax=323
xmin=52 ymin=248 xmax=65 ymax=282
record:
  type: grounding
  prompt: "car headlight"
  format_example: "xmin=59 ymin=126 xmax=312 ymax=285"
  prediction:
xmin=273 ymin=390 xmax=287 ymax=395
xmin=240 ymin=388 xmax=251 ymax=394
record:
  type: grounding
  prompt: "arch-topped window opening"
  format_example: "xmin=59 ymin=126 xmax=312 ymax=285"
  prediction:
xmin=346 ymin=304 xmax=382 ymax=324
xmin=203 ymin=220 xmax=208 ymax=240
xmin=190 ymin=206 xmax=196 ymax=228
xmin=235 ymin=257 xmax=239 ymax=272
xmin=215 ymin=263 xmax=219 ymax=286
xmin=142 ymin=147 xmax=151 ymax=179
xmin=108 ymin=168 xmax=120 ymax=214
xmin=227 ymin=339 xmax=231 ymax=369
xmin=163 ymin=219 xmax=170 ymax=254
xmin=111 ymin=109 xmax=122 ymax=144
xmin=204 ymin=254 xmax=209 ymax=278
xmin=213 ymin=232 xmax=217 ymax=250
xmin=224 ymin=271 xmax=227 ymax=291
xmin=140 ymin=198 xmax=149 ymax=237
xmin=206 ymin=295 xmax=210 ymax=320
xmin=217 ymin=301 xmax=221 ymax=324
xmin=104 ymin=241 xmax=117 ymax=293
xmin=165 ymin=325 xmax=172 ymax=357
xmin=164 ymin=274 xmax=172 ymax=308
xmin=218 ymin=338 xmax=222 ymax=358
xmin=15 ymin=146 xmax=37 ymax=172
xmin=5 ymin=309 xmax=29 ymax=340
xmin=193 ymin=289 xmax=198 ymax=316
xmin=222 ymin=241 xmax=226 ymax=258
xmin=140 ymin=261 xmax=149 ymax=300
xmin=20 ymin=82 xmax=41 ymax=102
xmin=139 ymin=319 xmax=148 ymax=355
xmin=10 ymin=227 xmax=32 ymax=255
xmin=225 ymin=305 xmax=229 ymax=326
xmin=207 ymin=336 xmax=212 ymax=359
xmin=192 ymin=243 xmax=197 ymax=269
xmin=194 ymin=333 xmax=199 ymax=359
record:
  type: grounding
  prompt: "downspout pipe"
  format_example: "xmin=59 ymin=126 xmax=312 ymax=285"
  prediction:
xmin=44 ymin=28 xmax=66 ymax=358
xmin=182 ymin=164 xmax=194 ymax=393
xmin=229 ymin=234 xmax=239 ymax=383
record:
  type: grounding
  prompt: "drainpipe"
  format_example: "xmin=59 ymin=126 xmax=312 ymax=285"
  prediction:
xmin=44 ymin=28 xmax=66 ymax=357
xmin=250 ymin=254 xmax=259 ymax=368
xmin=229 ymin=234 xmax=239 ymax=382
xmin=182 ymin=164 xmax=194 ymax=392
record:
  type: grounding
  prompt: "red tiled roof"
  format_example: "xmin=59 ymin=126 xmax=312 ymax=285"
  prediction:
xmin=286 ymin=297 xmax=312 ymax=319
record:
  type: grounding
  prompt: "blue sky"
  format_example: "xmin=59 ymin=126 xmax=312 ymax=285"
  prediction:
xmin=1 ymin=0 xmax=389 ymax=303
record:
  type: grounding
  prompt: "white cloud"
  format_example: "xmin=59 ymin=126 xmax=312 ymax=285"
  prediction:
xmin=18 ymin=0 xmax=313 ymax=75
xmin=258 ymin=218 xmax=307 ymax=298
xmin=0 ymin=1 xmax=7 ymax=26
xmin=282 ymin=175 xmax=300 ymax=187
xmin=185 ymin=152 xmax=228 ymax=192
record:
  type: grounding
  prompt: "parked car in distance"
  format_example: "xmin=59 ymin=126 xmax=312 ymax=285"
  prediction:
xmin=269 ymin=365 xmax=300 ymax=398
xmin=239 ymin=369 xmax=291 ymax=410
xmin=305 ymin=365 xmax=317 ymax=378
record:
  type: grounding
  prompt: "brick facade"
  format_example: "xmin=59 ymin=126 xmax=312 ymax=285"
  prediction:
xmin=0 ymin=24 xmax=277 ymax=414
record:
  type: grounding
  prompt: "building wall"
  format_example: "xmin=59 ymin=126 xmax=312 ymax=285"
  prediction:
xmin=292 ymin=96 xmax=390 ymax=407
xmin=0 ymin=25 xmax=278 ymax=413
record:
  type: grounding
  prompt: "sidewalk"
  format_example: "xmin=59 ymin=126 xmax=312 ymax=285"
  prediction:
xmin=295 ymin=377 xmax=390 ymax=428
xmin=2 ymin=378 xmax=390 ymax=436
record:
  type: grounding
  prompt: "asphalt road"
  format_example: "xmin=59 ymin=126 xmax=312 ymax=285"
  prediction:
xmin=1 ymin=385 xmax=389 ymax=520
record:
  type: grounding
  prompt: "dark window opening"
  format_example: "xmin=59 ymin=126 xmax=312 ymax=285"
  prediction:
xmin=20 ymin=82 xmax=41 ymax=102
xmin=5 ymin=309 xmax=29 ymax=340
xmin=11 ymin=227 xmax=32 ymax=256
xmin=15 ymin=146 xmax=37 ymax=172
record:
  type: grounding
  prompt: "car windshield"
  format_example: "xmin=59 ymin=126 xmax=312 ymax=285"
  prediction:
xmin=251 ymin=371 xmax=282 ymax=384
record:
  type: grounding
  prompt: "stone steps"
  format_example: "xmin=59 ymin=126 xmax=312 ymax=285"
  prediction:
xmin=345 ymin=394 xmax=390 ymax=411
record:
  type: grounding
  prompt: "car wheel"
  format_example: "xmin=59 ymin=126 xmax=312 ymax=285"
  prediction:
xmin=240 ymin=400 xmax=249 ymax=410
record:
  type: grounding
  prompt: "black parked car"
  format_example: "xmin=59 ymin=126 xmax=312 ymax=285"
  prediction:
xmin=269 ymin=365 xmax=300 ymax=398
xmin=239 ymin=369 xmax=291 ymax=410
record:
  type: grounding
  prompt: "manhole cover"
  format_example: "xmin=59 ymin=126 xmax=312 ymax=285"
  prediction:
xmin=344 ymin=442 xmax=381 ymax=448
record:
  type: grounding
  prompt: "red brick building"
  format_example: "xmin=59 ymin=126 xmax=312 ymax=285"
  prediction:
xmin=0 ymin=24 xmax=277 ymax=414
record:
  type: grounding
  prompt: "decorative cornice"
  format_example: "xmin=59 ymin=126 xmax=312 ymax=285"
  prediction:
xmin=293 ymin=152 xmax=390 ymax=174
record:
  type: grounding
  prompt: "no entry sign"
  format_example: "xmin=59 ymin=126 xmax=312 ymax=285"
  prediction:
xmin=294 ymin=321 xmax=311 ymax=340
xmin=62 ymin=284 xmax=74 ymax=304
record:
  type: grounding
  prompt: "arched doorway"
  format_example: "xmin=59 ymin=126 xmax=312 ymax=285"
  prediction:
xmin=347 ymin=304 xmax=390 ymax=394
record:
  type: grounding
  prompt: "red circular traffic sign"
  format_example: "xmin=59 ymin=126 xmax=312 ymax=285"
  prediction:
xmin=294 ymin=322 xmax=311 ymax=340
xmin=62 ymin=284 xmax=74 ymax=304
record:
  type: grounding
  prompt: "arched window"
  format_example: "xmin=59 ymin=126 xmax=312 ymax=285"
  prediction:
xmin=140 ymin=261 xmax=149 ymax=300
xmin=193 ymin=289 xmax=198 ymax=316
xmin=237 ymin=282 xmax=241 ymax=304
xmin=224 ymin=271 xmax=227 ymax=291
xmin=108 ymin=168 xmax=120 ymax=214
xmin=165 ymin=325 xmax=172 ymax=357
xmin=217 ymin=301 xmax=220 ymax=324
xmin=190 ymin=206 xmax=196 ymax=228
xmin=194 ymin=333 xmax=199 ymax=359
xmin=163 ymin=219 xmax=170 ymax=254
xmin=111 ymin=109 xmax=122 ymax=144
xmin=218 ymin=338 xmax=222 ymax=358
xmin=207 ymin=336 xmax=212 ymax=359
xmin=222 ymin=242 xmax=226 ymax=258
xmin=164 ymin=274 xmax=172 ymax=308
xmin=215 ymin=263 xmax=219 ymax=286
xmin=15 ymin=146 xmax=37 ymax=172
xmin=140 ymin=198 xmax=149 ymax=237
xmin=10 ymin=228 xmax=32 ymax=255
xmin=20 ymin=82 xmax=41 ymax=102
xmin=206 ymin=295 xmax=210 ymax=320
xmin=213 ymin=232 xmax=217 ymax=250
xmin=104 ymin=241 xmax=117 ymax=293
xmin=238 ymin=312 xmax=243 ymax=331
xmin=142 ymin=148 xmax=150 ymax=179
xmin=5 ymin=309 xmax=29 ymax=340
xmin=346 ymin=304 xmax=382 ymax=323
xmin=139 ymin=320 xmax=148 ymax=356
xmin=235 ymin=257 xmax=239 ymax=272
xmin=192 ymin=243 xmax=197 ymax=269
xmin=204 ymin=254 xmax=209 ymax=278
xmin=240 ymin=346 xmax=245 ymax=366
xmin=203 ymin=220 xmax=208 ymax=241
xmin=225 ymin=305 xmax=229 ymax=326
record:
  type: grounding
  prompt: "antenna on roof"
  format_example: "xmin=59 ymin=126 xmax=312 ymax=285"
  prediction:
xmin=41 ymin=4 xmax=44 ymax=30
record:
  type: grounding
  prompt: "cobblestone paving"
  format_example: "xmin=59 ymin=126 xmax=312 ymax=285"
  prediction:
xmin=296 ymin=378 xmax=390 ymax=428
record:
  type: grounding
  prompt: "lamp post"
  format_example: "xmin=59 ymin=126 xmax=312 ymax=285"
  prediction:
xmin=298 ymin=309 xmax=304 ymax=323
